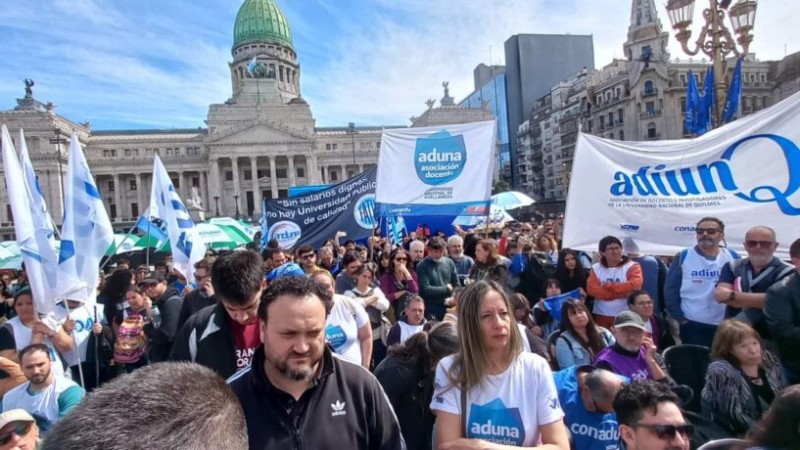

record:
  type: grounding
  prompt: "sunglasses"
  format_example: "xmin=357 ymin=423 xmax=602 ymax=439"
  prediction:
xmin=395 ymin=257 xmax=408 ymax=262
xmin=695 ymin=228 xmax=720 ymax=235
xmin=0 ymin=421 xmax=33 ymax=445
xmin=299 ymin=254 xmax=315 ymax=260
xmin=632 ymin=423 xmax=694 ymax=441
xmin=745 ymin=240 xmax=774 ymax=248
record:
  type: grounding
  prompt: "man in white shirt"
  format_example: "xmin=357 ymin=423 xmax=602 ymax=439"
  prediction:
xmin=664 ymin=217 xmax=739 ymax=347
xmin=386 ymin=296 xmax=426 ymax=347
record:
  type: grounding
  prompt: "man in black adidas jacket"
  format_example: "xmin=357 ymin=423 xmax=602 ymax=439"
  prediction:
xmin=227 ymin=276 xmax=404 ymax=450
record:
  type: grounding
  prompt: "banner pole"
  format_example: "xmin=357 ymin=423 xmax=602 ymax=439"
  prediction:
xmin=145 ymin=212 xmax=152 ymax=268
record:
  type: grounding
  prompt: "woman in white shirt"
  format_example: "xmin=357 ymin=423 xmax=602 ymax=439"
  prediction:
xmin=431 ymin=280 xmax=570 ymax=449
xmin=345 ymin=263 xmax=390 ymax=368
xmin=311 ymin=270 xmax=372 ymax=368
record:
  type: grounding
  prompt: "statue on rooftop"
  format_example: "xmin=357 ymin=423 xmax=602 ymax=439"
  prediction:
xmin=24 ymin=79 xmax=34 ymax=98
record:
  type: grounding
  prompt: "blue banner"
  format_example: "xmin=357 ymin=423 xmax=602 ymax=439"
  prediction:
xmin=684 ymin=70 xmax=700 ymax=134
xmin=542 ymin=289 xmax=581 ymax=321
xmin=697 ymin=68 xmax=715 ymax=135
xmin=263 ymin=169 xmax=377 ymax=250
xmin=722 ymin=58 xmax=743 ymax=124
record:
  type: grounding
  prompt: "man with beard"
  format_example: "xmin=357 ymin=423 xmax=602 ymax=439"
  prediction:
xmin=613 ymin=381 xmax=691 ymax=450
xmin=416 ymin=238 xmax=459 ymax=321
xmin=715 ymin=227 xmax=793 ymax=342
xmin=447 ymin=235 xmax=473 ymax=286
xmin=227 ymin=276 xmax=403 ymax=450
xmin=2 ymin=344 xmax=84 ymax=433
xmin=665 ymin=217 xmax=740 ymax=347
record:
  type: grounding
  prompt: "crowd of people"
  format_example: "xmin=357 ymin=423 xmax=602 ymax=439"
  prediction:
xmin=0 ymin=214 xmax=798 ymax=449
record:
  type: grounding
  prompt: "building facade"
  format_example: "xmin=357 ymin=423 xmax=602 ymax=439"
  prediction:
xmin=516 ymin=0 xmax=783 ymax=213
xmin=0 ymin=0 xmax=406 ymax=238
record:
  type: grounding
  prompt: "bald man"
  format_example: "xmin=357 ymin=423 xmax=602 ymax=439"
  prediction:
xmin=554 ymin=365 xmax=626 ymax=450
xmin=715 ymin=226 xmax=794 ymax=340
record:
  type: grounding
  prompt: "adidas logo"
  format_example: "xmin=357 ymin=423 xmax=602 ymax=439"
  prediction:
xmin=331 ymin=400 xmax=346 ymax=417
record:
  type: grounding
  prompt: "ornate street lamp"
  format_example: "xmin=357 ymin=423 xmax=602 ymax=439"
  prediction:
xmin=665 ymin=0 xmax=758 ymax=124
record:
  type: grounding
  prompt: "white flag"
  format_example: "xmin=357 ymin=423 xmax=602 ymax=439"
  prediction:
xmin=57 ymin=132 xmax=114 ymax=304
xmin=151 ymin=155 xmax=205 ymax=283
xmin=18 ymin=129 xmax=58 ymax=251
xmin=1 ymin=125 xmax=59 ymax=315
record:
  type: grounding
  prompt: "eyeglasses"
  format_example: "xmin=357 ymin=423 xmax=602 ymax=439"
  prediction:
xmin=299 ymin=254 xmax=315 ymax=260
xmin=632 ymin=423 xmax=694 ymax=441
xmin=696 ymin=228 xmax=721 ymax=235
xmin=194 ymin=273 xmax=209 ymax=281
xmin=521 ymin=228 xmax=533 ymax=232
xmin=0 ymin=421 xmax=33 ymax=445
xmin=395 ymin=257 xmax=408 ymax=262
xmin=745 ymin=240 xmax=774 ymax=248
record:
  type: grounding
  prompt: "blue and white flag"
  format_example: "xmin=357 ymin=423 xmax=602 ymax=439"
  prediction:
xmin=18 ymin=129 xmax=58 ymax=249
xmin=134 ymin=208 xmax=168 ymax=247
xmin=684 ymin=70 xmax=700 ymax=134
xmin=2 ymin=125 xmax=59 ymax=314
xmin=247 ymin=56 xmax=258 ymax=77
xmin=722 ymin=58 xmax=743 ymax=124
xmin=151 ymin=155 xmax=206 ymax=283
xmin=542 ymin=289 xmax=581 ymax=322
xmin=696 ymin=68 xmax=715 ymax=135
xmin=260 ymin=198 xmax=268 ymax=252
xmin=57 ymin=132 xmax=113 ymax=305
xmin=376 ymin=121 xmax=496 ymax=216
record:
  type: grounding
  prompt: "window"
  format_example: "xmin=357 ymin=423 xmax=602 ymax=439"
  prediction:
xmin=680 ymin=74 xmax=687 ymax=86
xmin=326 ymin=143 xmax=331 ymax=150
xmin=376 ymin=141 xmax=381 ymax=149
xmin=244 ymin=170 xmax=252 ymax=181
xmin=103 ymin=150 xmax=110 ymax=157
xmin=646 ymin=101 xmax=656 ymax=115
xmin=644 ymin=80 xmax=655 ymax=95
xmin=642 ymin=45 xmax=652 ymax=60
xmin=129 ymin=179 xmax=137 ymax=191
xmin=347 ymin=170 xmax=356 ymax=178
xmin=330 ymin=171 xmax=339 ymax=182
xmin=131 ymin=203 xmax=139 ymax=218
xmin=332 ymin=143 xmax=338 ymax=150
xmin=599 ymin=116 xmax=605 ymax=129
xmin=617 ymin=108 xmax=624 ymax=124
xmin=607 ymin=112 xmax=614 ymax=126
xmin=124 ymin=149 xmax=131 ymax=157
xmin=619 ymin=130 xmax=625 ymax=141
xmin=225 ymin=171 xmax=233 ymax=181
xmin=192 ymin=177 xmax=199 ymax=187
xmin=296 ymin=167 xmax=305 ymax=178
xmin=257 ymin=170 xmax=268 ymax=179
xmin=276 ymin=168 xmax=287 ymax=178
xmin=166 ymin=148 xmax=173 ymax=156
xmin=647 ymin=123 xmax=657 ymax=139
xmin=172 ymin=178 xmax=179 ymax=188
xmin=109 ymin=180 xmax=115 ymax=192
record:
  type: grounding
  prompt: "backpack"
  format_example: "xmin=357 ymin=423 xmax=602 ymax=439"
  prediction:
xmin=518 ymin=252 xmax=556 ymax=302
xmin=114 ymin=314 xmax=147 ymax=364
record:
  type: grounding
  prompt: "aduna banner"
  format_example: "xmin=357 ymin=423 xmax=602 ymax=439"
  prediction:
xmin=264 ymin=169 xmax=377 ymax=249
xmin=375 ymin=120 xmax=496 ymax=216
xmin=563 ymin=91 xmax=800 ymax=259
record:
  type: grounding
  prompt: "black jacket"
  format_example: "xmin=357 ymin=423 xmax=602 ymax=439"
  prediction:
xmin=765 ymin=272 xmax=800 ymax=383
xmin=177 ymin=289 xmax=216 ymax=331
xmin=228 ymin=346 xmax=404 ymax=450
xmin=374 ymin=356 xmax=433 ymax=450
xmin=146 ymin=286 xmax=183 ymax=363
xmin=170 ymin=302 xmax=237 ymax=379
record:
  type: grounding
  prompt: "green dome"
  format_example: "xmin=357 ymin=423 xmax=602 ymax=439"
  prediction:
xmin=233 ymin=0 xmax=293 ymax=49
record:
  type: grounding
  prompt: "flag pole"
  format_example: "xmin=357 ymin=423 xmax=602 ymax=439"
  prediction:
xmin=145 ymin=211 xmax=152 ymax=268
xmin=98 ymin=221 xmax=139 ymax=273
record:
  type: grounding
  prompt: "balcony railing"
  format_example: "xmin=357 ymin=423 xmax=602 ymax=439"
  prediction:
xmin=640 ymin=109 xmax=662 ymax=119
xmin=642 ymin=88 xmax=659 ymax=98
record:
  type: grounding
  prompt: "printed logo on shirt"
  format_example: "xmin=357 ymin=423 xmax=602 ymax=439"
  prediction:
xmin=548 ymin=397 xmax=560 ymax=410
xmin=331 ymin=400 xmax=346 ymax=417
xmin=630 ymin=369 xmax=650 ymax=382
xmin=690 ymin=268 xmax=721 ymax=279
xmin=468 ymin=398 xmax=525 ymax=446
xmin=236 ymin=347 xmax=256 ymax=370
xmin=570 ymin=420 xmax=621 ymax=447
xmin=326 ymin=324 xmax=346 ymax=349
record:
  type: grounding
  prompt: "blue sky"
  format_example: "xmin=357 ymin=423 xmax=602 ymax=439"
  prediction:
xmin=1 ymin=0 xmax=797 ymax=130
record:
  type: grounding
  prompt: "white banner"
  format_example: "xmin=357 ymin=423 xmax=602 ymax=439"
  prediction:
xmin=375 ymin=120 xmax=496 ymax=216
xmin=563 ymin=91 xmax=800 ymax=259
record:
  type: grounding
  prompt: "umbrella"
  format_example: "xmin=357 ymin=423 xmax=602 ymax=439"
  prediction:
xmin=193 ymin=223 xmax=253 ymax=250
xmin=452 ymin=205 xmax=514 ymax=228
xmin=207 ymin=217 xmax=257 ymax=239
xmin=491 ymin=191 xmax=535 ymax=210
xmin=0 ymin=242 xmax=22 ymax=270
xmin=105 ymin=234 xmax=152 ymax=256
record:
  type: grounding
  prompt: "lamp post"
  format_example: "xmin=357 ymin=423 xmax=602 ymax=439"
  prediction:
xmin=50 ymin=126 xmax=65 ymax=214
xmin=233 ymin=192 xmax=240 ymax=219
xmin=348 ymin=122 xmax=356 ymax=166
xmin=665 ymin=0 xmax=758 ymax=125
xmin=213 ymin=195 xmax=220 ymax=217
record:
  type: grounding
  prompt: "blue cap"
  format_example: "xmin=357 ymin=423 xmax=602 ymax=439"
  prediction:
xmin=266 ymin=262 xmax=305 ymax=282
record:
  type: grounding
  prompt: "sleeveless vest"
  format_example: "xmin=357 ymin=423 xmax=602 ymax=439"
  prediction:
xmin=680 ymin=247 xmax=737 ymax=325
xmin=594 ymin=346 xmax=651 ymax=381
xmin=591 ymin=260 xmax=638 ymax=317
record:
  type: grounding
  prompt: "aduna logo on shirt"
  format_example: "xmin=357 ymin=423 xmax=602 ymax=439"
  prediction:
xmin=325 ymin=324 xmax=346 ymax=349
xmin=469 ymin=399 xmax=525 ymax=446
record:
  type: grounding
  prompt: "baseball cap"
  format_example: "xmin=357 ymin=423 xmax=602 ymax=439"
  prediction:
xmin=614 ymin=310 xmax=647 ymax=331
xmin=139 ymin=272 xmax=166 ymax=286
xmin=0 ymin=409 xmax=34 ymax=430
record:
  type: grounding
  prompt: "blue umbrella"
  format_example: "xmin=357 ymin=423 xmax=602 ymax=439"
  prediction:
xmin=491 ymin=191 xmax=535 ymax=210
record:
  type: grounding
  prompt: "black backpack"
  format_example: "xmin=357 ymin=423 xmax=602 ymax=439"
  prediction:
xmin=517 ymin=252 xmax=556 ymax=304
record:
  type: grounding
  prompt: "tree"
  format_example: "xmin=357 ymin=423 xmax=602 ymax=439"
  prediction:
xmin=492 ymin=180 xmax=511 ymax=195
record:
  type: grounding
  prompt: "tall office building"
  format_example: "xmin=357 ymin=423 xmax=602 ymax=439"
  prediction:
xmin=504 ymin=34 xmax=595 ymax=187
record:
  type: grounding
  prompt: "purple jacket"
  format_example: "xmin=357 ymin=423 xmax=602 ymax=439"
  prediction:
xmin=380 ymin=272 xmax=419 ymax=305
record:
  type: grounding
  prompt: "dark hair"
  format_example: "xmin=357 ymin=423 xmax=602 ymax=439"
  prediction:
xmin=40 ymin=362 xmax=248 ymax=450
xmin=613 ymin=380 xmax=681 ymax=426
xmin=264 ymin=247 xmax=285 ymax=262
xmin=295 ymin=244 xmax=315 ymax=258
xmin=696 ymin=216 xmax=725 ymax=232
xmin=746 ymin=385 xmax=800 ymax=449
xmin=560 ymin=299 xmax=606 ymax=357
xmin=427 ymin=237 xmax=446 ymax=250
xmin=355 ymin=244 xmax=367 ymax=253
xmin=555 ymin=249 xmax=587 ymax=280
xmin=154 ymin=262 xmax=167 ymax=269
xmin=790 ymin=238 xmax=800 ymax=259
xmin=12 ymin=286 xmax=32 ymax=307
xmin=509 ymin=293 xmax=535 ymax=329
xmin=18 ymin=343 xmax=51 ymax=363
xmin=100 ymin=269 xmax=134 ymax=304
xmin=194 ymin=257 xmax=215 ymax=271
xmin=258 ymin=276 xmax=332 ymax=323
xmin=125 ymin=285 xmax=146 ymax=297
xmin=386 ymin=321 xmax=459 ymax=370
xmin=598 ymin=236 xmax=629 ymax=267
xmin=389 ymin=248 xmax=412 ymax=272
xmin=211 ymin=251 xmax=265 ymax=306
xmin=341 ymin=250 xmax=363 ymax=268
xmin=626 ymin=289 xmax=650 ymax=306
xmin=356 ymin=262 xmax=376 ymax=278
xmin=476 ymin=239 xmax=500 ymax=266
xmin=543 ymin=277 xmax=561 ymax=294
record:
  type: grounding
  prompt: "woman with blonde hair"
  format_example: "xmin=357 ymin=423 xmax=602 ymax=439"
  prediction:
xmin=431 ymin=280 xmax=569 ymax=449
xmin=701 ymin=319 xmax=785 ymax=436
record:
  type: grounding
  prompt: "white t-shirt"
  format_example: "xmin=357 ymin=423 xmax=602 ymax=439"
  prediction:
xmin=325 ymin=294 xmax=369 ymax=365
xmin=431 ymin=352 xmax=564 ymax=447
xmin=55 ymin=303 xmax=103 ymax=367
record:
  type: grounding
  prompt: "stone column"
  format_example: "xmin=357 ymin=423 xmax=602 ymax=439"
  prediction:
xmin=319 ymin=164 xmax=326 ymax=183
xmin=179 ymin=172 xmax=187 ymax=200
xmin=231 ymin=156 xmax=241 ymax=214
xmin=268 ymin=155 xmax=278 ymax=199
xmin=309 ymin=154 xmax=319 ymax=184
xmin=250 ymin=156 xmax=260 ymax=215
xmin=135 ymin=173 xmax=143 ymax=216
xmin=211 ymin=158 xmax=221 ymax=208
xmin=200 ymin=171 xmax=209 ymax=214
xmin=112 ymin=174 xmax=121 ymax=221
xmin=287 ymin=155 xmax=296 ymax=186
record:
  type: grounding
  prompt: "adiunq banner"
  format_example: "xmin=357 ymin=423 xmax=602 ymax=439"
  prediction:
xmin=563 ymin=91 xmax=800 ymax=259
xmin=264 ymin=169 xmax=377 ymax=250
xmin=375 ymin=120 xmax=496 ymax=216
